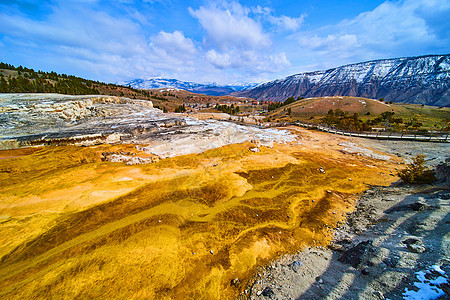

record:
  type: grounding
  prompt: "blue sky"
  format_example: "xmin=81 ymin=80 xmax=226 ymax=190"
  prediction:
xmin=0 ymin=0 xmax=449 ymax=84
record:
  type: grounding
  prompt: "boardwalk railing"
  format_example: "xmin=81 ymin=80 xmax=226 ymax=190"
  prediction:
xmin=271 ymin=122 xmax=449 ymax=143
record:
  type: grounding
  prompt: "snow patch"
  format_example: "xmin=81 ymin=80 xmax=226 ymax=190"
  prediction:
xmin=438 ymin=61 xmax=450 ymax=71
xmin=403 ymin=266 xmax=448 ymax=300
xmin=432 ymin=265 xmax=445 ymax=275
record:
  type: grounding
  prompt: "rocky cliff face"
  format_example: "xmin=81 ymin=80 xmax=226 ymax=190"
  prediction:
xmin=235 ymin=55 xmax=450 ymax=106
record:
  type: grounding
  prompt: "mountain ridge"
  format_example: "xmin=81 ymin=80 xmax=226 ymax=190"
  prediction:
xmin=234 ymin=54 xmax=450 ymax=106
xmin=117 ymin=78 xmax=257 ymax=96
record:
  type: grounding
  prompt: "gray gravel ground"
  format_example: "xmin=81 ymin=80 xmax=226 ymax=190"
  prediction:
xmin=244 ymin=138 xmax=449 ymax=300
xmin=356 ymin=138 xmax=449 ymax=167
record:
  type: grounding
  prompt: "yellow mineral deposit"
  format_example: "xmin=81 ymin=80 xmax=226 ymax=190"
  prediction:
xmin=0 ymin=128 xmax=400 ymax=299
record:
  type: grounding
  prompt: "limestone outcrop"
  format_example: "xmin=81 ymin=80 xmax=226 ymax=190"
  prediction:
xmin=0 ymin=94 xmax=175 ymax=149
xmin=0 ymin=94 xmax=297 ymax=161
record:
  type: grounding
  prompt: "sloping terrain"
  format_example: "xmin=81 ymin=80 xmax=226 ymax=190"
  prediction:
xmin=0 ymin=127 xmax=400 ymax=299
xmin=235 ymin=54 xmax=450 ymax=106
xmin=267 ymin=96 xmax=450 ymax=129
xmin=286 ymin=96 xmax=397 ymax=115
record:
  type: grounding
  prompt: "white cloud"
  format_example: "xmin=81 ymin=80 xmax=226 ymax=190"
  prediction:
xmin=146 ymin=31 xmax=201 ymax=75
xmin=189 ymin=2 xmax=270 ymax=51
xmin=298 ymin=34 xmax=358 ymax=51
xmin=268 ymin=52 xmax=290 ymax=70
xmin=0 ymin=6 xmax=148 ymax=58
xmin=291 ymin=0 xmax=450 ymax=66
xmin=0 ymin=3 xmax=187 ymax=81
xmin=150 ymin=31 xmax=197 ymax=56
xmin=142 ymin=0 xmax=171 ymax=4
xmin=205 ymin=48 xmax=290 ymax=73
xmin=205 ymin=49 xmax=232 ymax=69
xmin=341 ymin=1 xmax=433 ymax=46
xmin=1 ymin=0 xmax=448 ymax=85
xmin=268 ymin=15 xmax=305 ymax=31
xmin=253 ymin=5 xmax=305 ymax=32
xmin=0 ymin=1 xmax=205 ymax=81
xmin=188 ymin=2 xmax=291 ymax=79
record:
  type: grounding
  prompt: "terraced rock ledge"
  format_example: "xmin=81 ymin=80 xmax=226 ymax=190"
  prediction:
xmin=0 ymin=94 xmax=447 ymax=299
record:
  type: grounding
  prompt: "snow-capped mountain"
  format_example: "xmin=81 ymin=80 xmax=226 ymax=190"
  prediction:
xmin=117 ymin=78 xmax=257 ymax=96
xmin=234 ymin=54 xmax=450 ymax=106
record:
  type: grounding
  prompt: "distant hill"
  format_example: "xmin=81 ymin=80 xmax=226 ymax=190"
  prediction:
xmin=267 ymin=96 xmax=449 ymax=131
xmin=0 ymin=62 xmax=197 ymax=112
xmin=118 ymin=78 xmax=257 ymax=96
xmin=234 ymin=54 xmax=450 ymax=107
xmin=0 ymin=62 xmax=252 ymax=113
xmin=0 ymin=62 xmax=103 ymax=95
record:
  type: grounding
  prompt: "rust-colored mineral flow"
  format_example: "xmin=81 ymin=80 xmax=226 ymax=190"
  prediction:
xmin=0 ymin=126 xmax=401 ymax=299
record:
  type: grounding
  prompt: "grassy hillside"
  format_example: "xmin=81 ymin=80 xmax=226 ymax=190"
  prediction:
xmin=267 ymin=96 xmax=449 ymax=132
